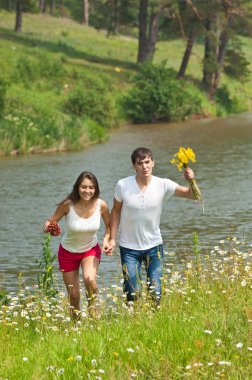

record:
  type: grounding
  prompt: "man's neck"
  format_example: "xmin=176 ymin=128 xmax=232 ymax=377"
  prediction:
xmin=135 ymin=174 xmax=152 ymax=189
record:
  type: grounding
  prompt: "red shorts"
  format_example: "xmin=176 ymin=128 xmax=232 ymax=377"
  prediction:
xmin=58 ymin=243 xmax=101 ymax=272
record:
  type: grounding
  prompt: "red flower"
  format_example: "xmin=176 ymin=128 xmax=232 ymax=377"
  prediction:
xmin=47 ymin=221 xmax=61 ymax=236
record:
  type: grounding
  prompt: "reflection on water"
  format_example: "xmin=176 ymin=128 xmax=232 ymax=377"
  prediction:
xmin=0 ymin=113 xmax=252 ymax=291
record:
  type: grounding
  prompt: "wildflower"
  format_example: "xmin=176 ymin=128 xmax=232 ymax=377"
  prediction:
xmin=236 ymin=342 xmax=243 ymax=348
xmin=91 ymin=359 xmax=97 ymax=367
xmin=185 ymin=365 xmax=192 ymax=369
xmin=215 ymin=339 xmax=222 ymax=346
xmin=98 ymin=369 xmax=105 ymax=374
xmin=76 ymin=355 xmax=82 ymax=361
xmin=57 ymin=368 xmax=65 ymax=375
xmin=248 ymin=347 xmax=252 ymax=351
xmin=115 ymin=67 xmax=122 ymax=73
xmin=241 ymin=280 xmax=247 ymax=287
xmin=126 ymin=348 xmax=135 ymax=353
xmin=204 ymin=330 xmax=213 ymax=334
xmin=219 ymin=361 xmax=231 ymax=366
xmin=170 ymin=147 xmax=203 ymax=206
xmin=22 ymin=357 xmax=29 ymax=361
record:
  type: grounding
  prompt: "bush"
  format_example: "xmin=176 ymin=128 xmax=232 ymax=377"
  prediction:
xmin=64 ymin=75 xmax=118 ymax=129
xmin=0 ymin=112 xmax=61 ymax=154
xmin=122 ymin=63 xmax=202 ymax=123
xmin=224 ymin=43 xmax=251 ymax=82
xmin=12 ymin=52 xmax=65 ymax=88
xmin=214 ymin=85 xmax=248 ymax=116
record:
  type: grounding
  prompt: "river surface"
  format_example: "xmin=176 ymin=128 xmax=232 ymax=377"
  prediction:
xmin=0 ymin=113 xmax=252 ymax=291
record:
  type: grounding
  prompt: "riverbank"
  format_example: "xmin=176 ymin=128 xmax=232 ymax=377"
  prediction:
xmin=1 ymin=12 xmax=252 ymax=157
xmin=1 ymin=237 xmax=251 ymax=379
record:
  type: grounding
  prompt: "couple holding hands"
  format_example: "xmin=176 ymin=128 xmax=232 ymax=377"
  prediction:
xmin=44 ymin=147 xmax=196 ymax=318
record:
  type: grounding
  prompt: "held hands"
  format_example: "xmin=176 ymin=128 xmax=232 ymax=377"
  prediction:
xmin=102 ymin=238 xmax=116 ymax=256
xmin=184 ymin=167 xmax=195 ymax=181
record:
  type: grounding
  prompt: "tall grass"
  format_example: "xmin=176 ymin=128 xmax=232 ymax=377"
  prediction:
xmin=0 ymin=236 xmax=251 ymax=379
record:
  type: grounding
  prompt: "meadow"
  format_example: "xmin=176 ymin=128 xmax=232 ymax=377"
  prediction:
xmin=0 ymin=236 xmax=251 ymax=379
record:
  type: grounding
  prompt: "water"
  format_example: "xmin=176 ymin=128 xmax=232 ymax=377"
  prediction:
xmin=0 ymin=113 xmax=252 ymax=291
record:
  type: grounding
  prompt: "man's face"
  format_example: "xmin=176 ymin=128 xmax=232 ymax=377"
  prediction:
xmin=133 ymin=155 xmax=154 ymax=177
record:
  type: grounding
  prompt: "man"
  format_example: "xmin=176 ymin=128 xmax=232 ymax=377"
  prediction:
xmin=110 ymin=147 xmax=197 ymax=304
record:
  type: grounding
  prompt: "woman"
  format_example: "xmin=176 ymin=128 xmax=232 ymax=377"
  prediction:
xmin=44 ymin=171 xmax=111 ymax=319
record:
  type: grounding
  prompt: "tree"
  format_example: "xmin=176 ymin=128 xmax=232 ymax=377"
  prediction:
xmin=201 ymin=0 xmax=250 ymax=97
xmin=83 ymin=0 xmax=89 ymax=25
xmin=176 ymin=0 xmax=204 ymax=78
xmin=137 ymin=0 xmax=175 ymax=63
xmin=15 ymin=0 xmax=23 ymax=32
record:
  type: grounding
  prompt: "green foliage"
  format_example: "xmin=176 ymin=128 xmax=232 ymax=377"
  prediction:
xmin=224 ymin=47 xmax=251 ymax=82
xmin=0 ymin=289 xmax=10 ymax=306
xmin=123 ymin=63 xmax=203 ymax=123
xmin=214 ymin=85 xmax=248 ymax=116
xmin=0 ymin=78 xmax=8 ymax=117
xmin=12 ymin=51 xmax=66 ymax=88
xmin=64 ymin=76 xmax=117 ymax=129
xmin=37 ymin=234 xmax=58 ymax=298
xmin=0 ymin=112 xmax=61 ymax=154
xmin=62 ymin=116 xmax=107 ymax=151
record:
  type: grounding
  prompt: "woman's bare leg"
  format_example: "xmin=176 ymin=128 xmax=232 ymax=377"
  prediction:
xmin=62 ymin=270 xmax=80 ymax=319
xmin=80 ymin=256 xmax=99 ymax=317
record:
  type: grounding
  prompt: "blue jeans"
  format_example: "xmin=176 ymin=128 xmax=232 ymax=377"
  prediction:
xmin=119 ymin=244 xmax=164 ymax=303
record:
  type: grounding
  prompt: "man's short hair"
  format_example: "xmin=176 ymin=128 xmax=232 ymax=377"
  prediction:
xmin=131 ymin=147 xmax=153 ymax=164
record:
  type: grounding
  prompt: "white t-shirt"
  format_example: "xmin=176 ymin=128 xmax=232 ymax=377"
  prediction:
xmin=114 ymin=175 xmax=178 ymax=250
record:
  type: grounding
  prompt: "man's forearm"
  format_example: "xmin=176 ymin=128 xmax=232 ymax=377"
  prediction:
xmin=110 ymin=209 xmax=120 ymax=241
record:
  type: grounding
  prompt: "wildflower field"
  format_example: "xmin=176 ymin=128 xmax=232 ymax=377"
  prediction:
xmin=0 ymin=237 xmax=251 ymax=379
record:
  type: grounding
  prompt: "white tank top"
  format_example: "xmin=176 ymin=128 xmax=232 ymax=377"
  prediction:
xmin=61 ymin=199 xmax=101 ymax=253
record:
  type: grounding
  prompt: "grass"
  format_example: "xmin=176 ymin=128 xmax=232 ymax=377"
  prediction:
xmin=0 ymin=236 xmax=251 ymax=379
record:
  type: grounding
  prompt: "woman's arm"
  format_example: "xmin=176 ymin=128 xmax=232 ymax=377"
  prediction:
xmin=44 ymin=201 xmax=69 ymax=232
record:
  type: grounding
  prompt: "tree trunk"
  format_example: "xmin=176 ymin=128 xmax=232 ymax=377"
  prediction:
xmin=210 ymin=24 xmax=230 ymax=97
xmin=39 ymin=0 xmax=47 ymax=13
xmin=144 ymin=11 xmax=160 ymax=61
xmin=202 ymin=13 xmax=220 ymax=96
xmin=15 ymin=0 xmax=23 ymax=33
xmin=50 ymin=0 xmax=54 ymax=15
xmin=177 ymin=29 xmax=197 ymax=78
xmin=83 ymin=0 xmax=89 ymax=25
xmin=137 ymin=0 xmax=148 ymax=63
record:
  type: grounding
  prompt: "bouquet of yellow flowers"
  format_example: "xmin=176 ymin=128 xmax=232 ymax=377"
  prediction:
xmin=170 ymin=147 xmax=203 ymax=207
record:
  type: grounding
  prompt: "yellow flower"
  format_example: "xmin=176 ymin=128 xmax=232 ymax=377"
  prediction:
xmin=170 ymin=147 xmax=196 ymax=171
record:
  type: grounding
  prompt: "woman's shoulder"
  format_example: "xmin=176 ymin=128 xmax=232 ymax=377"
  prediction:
xmin=60 ymin=199 xmax=71 ymax=213
xmin=98 ymin=198 xmax=108 ymax=211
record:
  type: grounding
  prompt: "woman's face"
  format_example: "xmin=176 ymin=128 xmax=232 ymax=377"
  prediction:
xmin=78 ymin=178 xmax=96 ymax=201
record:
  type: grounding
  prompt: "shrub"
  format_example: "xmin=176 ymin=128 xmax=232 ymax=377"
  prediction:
xmin=12 ymin=52 xmax=65 ymax=88
xmin=122 ymin=63 xmax=202 ymax=123
xmin=215 ymin=85 xmax=248 ymax=116
xmin=0 ymin=112 xmax=61 ymax=154
xmin=64 ymin=75 xmax=118 ymax=129
xmin=224 ymin=42 xmax=251 ymax=82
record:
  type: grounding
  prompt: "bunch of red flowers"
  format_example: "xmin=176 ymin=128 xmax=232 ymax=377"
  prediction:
xmin=47 ymin=221 xmax=61 ymax=236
